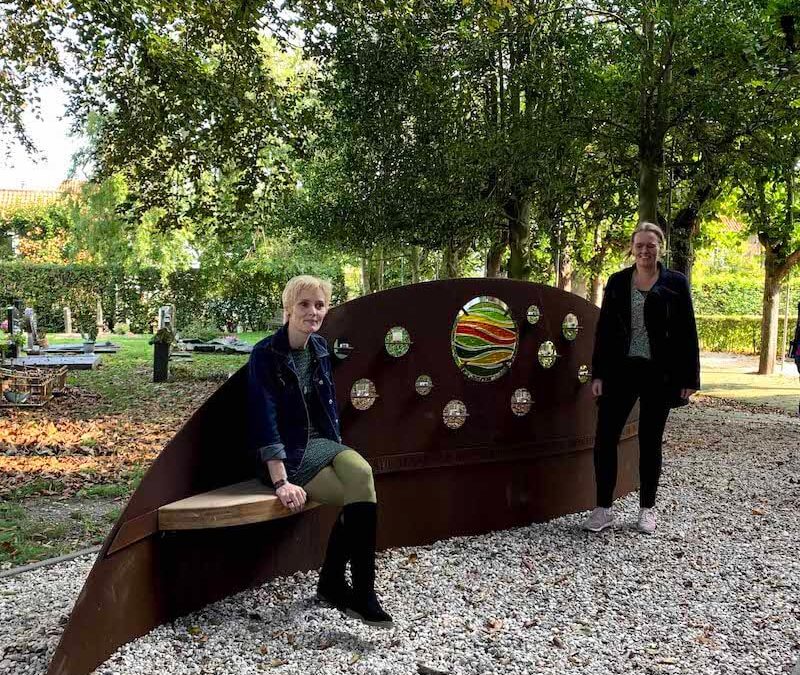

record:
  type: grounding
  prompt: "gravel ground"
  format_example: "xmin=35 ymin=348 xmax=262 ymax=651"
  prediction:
xmin=2 ymin=398 xmax=799 ymax=675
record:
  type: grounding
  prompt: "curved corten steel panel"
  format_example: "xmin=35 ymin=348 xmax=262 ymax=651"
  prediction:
xmin=47 ymin=279 xmax=639 ymax=675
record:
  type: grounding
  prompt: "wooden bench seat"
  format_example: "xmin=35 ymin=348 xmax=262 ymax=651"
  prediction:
xmin=158 ymin=479 xmax=319 ymax=530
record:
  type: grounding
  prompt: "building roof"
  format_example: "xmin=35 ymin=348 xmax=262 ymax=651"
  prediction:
xmin=0 ymin=181 xmax=85 ymax=218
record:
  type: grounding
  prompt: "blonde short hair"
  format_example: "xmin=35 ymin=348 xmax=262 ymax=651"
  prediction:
xmin=282 ymin=275 xmax=333 ymax=322
xmin=631 ymin=221 xmax=666 ymax=246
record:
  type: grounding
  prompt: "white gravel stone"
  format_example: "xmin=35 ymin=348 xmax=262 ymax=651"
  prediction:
xmin=2 ymin=399 xmax=800 ymax=674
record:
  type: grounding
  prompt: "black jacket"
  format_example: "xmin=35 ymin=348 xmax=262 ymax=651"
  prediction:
xmin=790 ymin=304 xmax=800 ymax=359
xmin=592 ymin=263 xmax=701 ymax=400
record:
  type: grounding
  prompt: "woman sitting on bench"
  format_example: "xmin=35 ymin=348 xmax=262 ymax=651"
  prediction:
xmin=247 ymin=275 xmax=392 ymax=627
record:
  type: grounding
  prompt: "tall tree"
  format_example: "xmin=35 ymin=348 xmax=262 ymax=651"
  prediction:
xmin=734 ymin=133 xmax=800 ymax=375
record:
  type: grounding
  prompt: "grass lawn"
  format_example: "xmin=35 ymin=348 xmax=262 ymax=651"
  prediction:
xmin=698 ymin=352 xmax=799 ymax=414
xmin=0 ymin=332 xmax=268 ymax=567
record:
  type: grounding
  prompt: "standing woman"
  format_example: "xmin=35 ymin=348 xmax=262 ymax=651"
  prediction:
xmin=583 ymin=222 xmax=700 ymax=534
xmin=247 ymin=275 xmax=392 ymax=626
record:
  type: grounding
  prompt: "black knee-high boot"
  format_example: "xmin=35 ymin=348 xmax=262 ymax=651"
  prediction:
xmin=343 ymin=502 xmax=393 ymax=627
xmin=316 ymin=510 xmax=351 ymax=610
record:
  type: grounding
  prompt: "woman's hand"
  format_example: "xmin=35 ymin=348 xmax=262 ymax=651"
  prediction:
xmin=680 ymin=388 xmax=696 ymax=400
xmin=276 ymin=483 xmax=307 ymax=513
xmin=591 ymin=379 xmax=603 ymax=397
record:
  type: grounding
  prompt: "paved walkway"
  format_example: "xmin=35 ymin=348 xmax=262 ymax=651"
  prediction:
xmin=700 ymin=351 xmax=799 ymax=414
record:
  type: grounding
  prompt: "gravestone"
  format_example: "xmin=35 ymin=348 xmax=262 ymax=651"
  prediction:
xmin=153 ymin=305 xmax=176 ymax=382
xmin=5 ymin=300 xmax=22 ymax=358
xmin=64 ymin=307 xmax=73 ymax=335
xmin=158 ymin=305 xmax=176 ymax=330
xmin=23 ymin=307 xmax=39 ymax=351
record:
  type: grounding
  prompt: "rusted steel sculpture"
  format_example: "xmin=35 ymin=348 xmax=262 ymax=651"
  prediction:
xmin=47 ymin=279 xmax=640 ymax=675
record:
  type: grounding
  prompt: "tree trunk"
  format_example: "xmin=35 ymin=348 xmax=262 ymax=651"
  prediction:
xmin=360 ymin=252 xmax=371 ymax=295
xmin=507 ymin=198 xmax=531 ymax=280
xmin=638 ymin=151 xmax=660 ymax=225
xmin=668 ymin=180 xmax=718 ymax=281
xmin=485 ymin=229 xmax=507 ymax=278
xmin=558 ymin=248 xmax=572 ymax=291
xmin=669 ymin=206 xmax=696 ymax=282
xmin=570 ymin=272 xmax=587 ymax=299
xmin=589 ymin=276 xmax=603 ymax=306
xmin=375 ymin=247 xmax=384 ymax=291
xmin=758 ymin=259 xmax=780 ymax=375
xmin=441 ymin=242 xmax=460 ymax=279
xmin=410 ymin=246 xmax=420 ymax=284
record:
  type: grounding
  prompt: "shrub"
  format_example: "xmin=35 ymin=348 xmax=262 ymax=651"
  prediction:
xmin=179 ymin=319 xmax=220 ymax=342
xmin=696 ymin=314 xmax=798 ymax=355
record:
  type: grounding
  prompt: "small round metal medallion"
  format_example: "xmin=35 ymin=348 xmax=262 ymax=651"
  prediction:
xmin=443 ymin=400 xmax=468 ymax=429
xmin=538 ymin=341 xmax=557 ymax=368
xmin=526 ymin=305 xmax=541 ymax=325
xmin=452 ymin=296 xmax=518 ymax=382
xmin=511 ymin=388 xmax=533 ymax=416
xmin=350 ymin=378 xmax=378 ymax=410
xmin=385 ymin=326 xmax=411 ymax=357
xmin=562 ymin=313 xmax=580 ymax=341
xmin=578 ymin=365 xmax=591 ymax=384
xmin=415 ymin=374 xmax=433 ymax=396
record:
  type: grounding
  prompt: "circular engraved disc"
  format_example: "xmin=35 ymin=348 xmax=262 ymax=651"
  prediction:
xmin=452 ymin=296 xmax=518 ymax=382
xmin=350 ymin=378 xmax=378 ymax=410
xmin=333 ymin=338 xmax=354 ymax=360
xmin=415 ymin=374 xmax=433 ymax=396
xmin=443 ymin=399 xmax=468 ymax=429
xmin=538 ymin=341 xmax=557 ymax=369
xmin=562 ymin=313 xmax=579 ymax=341
xmin=526 ymin=305 xmax=541 ymax=325
xmin=578 ymin=364 xmax=591 ymax=384
xmin=385 ymin=326 xmax=411 ymax=357
xmin=511 ymin=388 xmax=532 ymax=416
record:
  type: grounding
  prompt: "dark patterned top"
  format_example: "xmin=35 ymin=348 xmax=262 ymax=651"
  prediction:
xmin=628 ymin=283 xmax=652 ymax=359
xmin=288 ymin=346 xmax=349 ymax=486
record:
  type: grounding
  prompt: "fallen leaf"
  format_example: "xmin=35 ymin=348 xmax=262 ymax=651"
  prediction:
xmin=485 ymin=618 xmax=503 ymax=632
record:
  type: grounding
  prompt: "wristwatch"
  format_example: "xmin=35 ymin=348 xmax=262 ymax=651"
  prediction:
xmin=273 ymin=479 xmax=287 ymax=490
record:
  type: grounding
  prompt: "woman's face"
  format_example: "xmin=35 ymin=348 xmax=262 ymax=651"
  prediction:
xmin=632 ymin=231 xmax=661 ymax=268
xmin=287 ymin=287 xmax=328 ymax=337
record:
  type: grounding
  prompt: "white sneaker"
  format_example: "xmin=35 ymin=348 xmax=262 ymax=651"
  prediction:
xmin=582 ymin=507 xmax=614 ymax=532
xmin=637 ymin=508 xmax=657 ymax=534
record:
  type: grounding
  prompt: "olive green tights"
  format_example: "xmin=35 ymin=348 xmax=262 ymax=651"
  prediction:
xmin=303 ymin=449 xmax=376 ymax=505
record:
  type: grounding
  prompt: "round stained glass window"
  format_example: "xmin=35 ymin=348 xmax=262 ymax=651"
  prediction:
xmin=562 ymin=313 xmax=580 ymax=341
xmin=526 ymin=305 xmax=541 ymax=325
xmin=350 ymin=378 xmax=378 ymax=410
xmin=538 ymin=341 xmax=557 ymax=369
xmin=385 ymin=326 xmax=411 ymax=357
xmin=415 ymin=374 xmax=433 ymax=396
xmin=451 ymin=296 xmax=518 ymax=382
xmin=578 ymin=365 xmax=591 ymax=384
xmin=443 ymin=400 xmax=468 ymax=429
xmin=511 ymin=388 xmax=533 ymax=416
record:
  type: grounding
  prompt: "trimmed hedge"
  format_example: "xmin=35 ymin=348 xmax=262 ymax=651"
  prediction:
xmin=0 ymin=262 xmax=347 ymax=333
xmin=693 ymin=280 xmax=764 ymax=316
xmin=697 ymin=314 xmax=799 ymax=355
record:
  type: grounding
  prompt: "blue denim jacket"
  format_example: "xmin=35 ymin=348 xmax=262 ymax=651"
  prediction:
xmin=247 ymin=324 xmax=342 ymax=475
